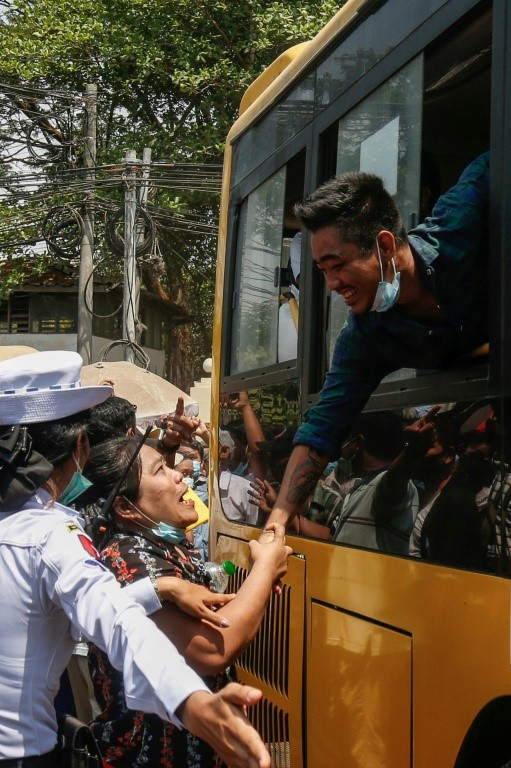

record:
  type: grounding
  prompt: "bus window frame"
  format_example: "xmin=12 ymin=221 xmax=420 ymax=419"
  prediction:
xmin=221 ymin=0 xmax=507 ymax=413
xmin=221 ymin=124 xmax=314 ymax=390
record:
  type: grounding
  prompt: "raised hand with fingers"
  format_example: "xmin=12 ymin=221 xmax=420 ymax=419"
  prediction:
xmin=248 ymin=478 xmax=277 ymax=516
xmin=159 ymin=396 xmax=200 ymax=449
xmin=404 ymin=404 xmax=442 ymax=458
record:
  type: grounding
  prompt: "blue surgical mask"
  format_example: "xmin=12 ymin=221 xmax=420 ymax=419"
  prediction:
xmin=127 ymin=499 xmax=186 ymax=544
xmin=371 ymin=238 xmax=400 ymax=312
xmin=151 ymin=521 xmax=187 ymax=544
xmin=192 ymin=459 xmax=201 ymax=481
xmin=59 ymin=455 xmax=93 ymax=506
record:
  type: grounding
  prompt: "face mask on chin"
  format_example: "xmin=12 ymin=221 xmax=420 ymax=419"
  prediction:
xmin=125 ymin=498 xmax=186 ymax=544
xmin=58 ymin=454 xmax=92 ymax=506
xmin=371 ymin=238 xmax=400 ymax=313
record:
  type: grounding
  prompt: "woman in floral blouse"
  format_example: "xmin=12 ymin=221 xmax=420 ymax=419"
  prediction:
xmin=84 ymin=436 xmax=291 ymax=768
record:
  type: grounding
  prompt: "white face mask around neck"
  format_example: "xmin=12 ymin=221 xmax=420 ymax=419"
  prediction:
xmin=371 ymin=238 xmax=400 ymax=312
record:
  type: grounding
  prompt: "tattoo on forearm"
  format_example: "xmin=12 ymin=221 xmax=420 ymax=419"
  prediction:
xmin=287 ymin=448 xmax=326 ymax=505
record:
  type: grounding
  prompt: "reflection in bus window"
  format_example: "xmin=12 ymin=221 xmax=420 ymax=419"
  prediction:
xmin=278 ymin=232 xmax=301 ymax=363
xmin=227 ymin=394 xmax=511 ymax=576
xmin=230 ymin=170 xmax=285 ymax=374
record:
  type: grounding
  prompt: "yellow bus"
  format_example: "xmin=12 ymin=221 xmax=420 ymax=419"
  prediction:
xmin=208 ymin=0 xmax=511 ymax=765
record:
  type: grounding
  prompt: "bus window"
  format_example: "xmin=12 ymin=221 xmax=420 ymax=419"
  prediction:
xmin=217 ymin=383 xmax=300 ymax=528
xmin=210 ymin=0 xmax=511 ymax=763
xmin=229 ymin=153 xmax=305 ymax=375
xmin=336 ymin=56 xmax=423 ymax=229
xmin=230 ymin=169 xmax=286 ymax=374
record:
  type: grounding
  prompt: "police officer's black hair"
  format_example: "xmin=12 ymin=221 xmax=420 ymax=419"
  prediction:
xmin=28 ymin=409 xmax=92 ymax=466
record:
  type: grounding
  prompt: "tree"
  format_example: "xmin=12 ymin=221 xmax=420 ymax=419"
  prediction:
xmin=0 ymin=0 xmax=341 ymax=386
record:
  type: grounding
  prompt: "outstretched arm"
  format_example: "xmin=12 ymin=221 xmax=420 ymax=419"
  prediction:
xmin=152 ymin=524 xmax=292 ymax=675
xmin=179 ymin=684 xmax=270 ymax=768
xmin=262 ymin=444 xmax=330 ymax=533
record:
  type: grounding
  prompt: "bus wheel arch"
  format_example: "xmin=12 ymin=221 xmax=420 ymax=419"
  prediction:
xmin=453 ymin=697 xmax=511 ymax=768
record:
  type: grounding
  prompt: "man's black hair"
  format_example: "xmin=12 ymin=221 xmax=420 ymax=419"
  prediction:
xmin=294 ymin=171 xmax=407 ymax=252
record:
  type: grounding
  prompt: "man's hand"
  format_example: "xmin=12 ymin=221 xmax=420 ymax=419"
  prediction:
xmin=194 ymin=419 xmax=210 ymax=445
xmin=248 ymin=523 xmax=292 ymax=582
xmin=220 ymin=391 xmax=250 ymax=411
xmin=403 ymin=404 xmax=442 ymax=458
xmin=178 ymin=684 xmax=271 ymax=768
xmin=156 ymin=577 xmax=236 ymax=628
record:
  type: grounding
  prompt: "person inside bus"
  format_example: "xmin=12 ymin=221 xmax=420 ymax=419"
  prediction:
xmin=419 ymin=427 xmax=495 ymax=569
xmin=219 ymin=391 xmax=268 ymax=480
xmin=407 ymin=407 xmax=460 ymax=558
xmin=218 ymin=429 xmax=261 ymax=525
xmin=289 ymin=411 xmax=418 ymax=555
xmin=83 ymin=436 xmax=292 ymax=768
xmin=262 ymin=151 xmax=490 ymax=537
xmin=248 ymin=427 xmax=298 ymax=522
xmin=391 ymin=404 xmax=494 ymax=568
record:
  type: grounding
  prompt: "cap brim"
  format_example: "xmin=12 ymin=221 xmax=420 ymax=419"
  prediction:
xmin=0 ymin=385 xmax=112 ymax=425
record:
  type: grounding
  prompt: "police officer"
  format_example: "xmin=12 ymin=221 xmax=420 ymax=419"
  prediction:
xmin=0 ymin=350 xmax=270 ymax=768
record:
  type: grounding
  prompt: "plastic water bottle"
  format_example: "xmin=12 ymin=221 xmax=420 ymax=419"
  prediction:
xmin=203 ymin=560 xmax=236 ymax=593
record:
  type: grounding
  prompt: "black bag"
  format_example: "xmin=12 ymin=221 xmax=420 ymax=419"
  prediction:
xmin=57 ymin=715 xmax=103 ymax=768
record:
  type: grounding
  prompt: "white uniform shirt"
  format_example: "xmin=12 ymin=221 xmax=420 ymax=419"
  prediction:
xmin=0 ymin=492 xmax=209 ymax=758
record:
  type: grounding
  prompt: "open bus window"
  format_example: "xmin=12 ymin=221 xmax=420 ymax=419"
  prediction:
xmin=326 ymin=7 xmax=491 ymax=380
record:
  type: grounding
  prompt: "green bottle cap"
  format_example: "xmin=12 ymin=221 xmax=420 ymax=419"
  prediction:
xmin=222 ymin=560 xmax=236 ymax=576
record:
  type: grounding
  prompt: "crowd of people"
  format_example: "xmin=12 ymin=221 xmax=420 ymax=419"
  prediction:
xmin=0 ymin=349 xmax=292 ymax=768
xmin=0 ymin=150 xmax=495 ymax=767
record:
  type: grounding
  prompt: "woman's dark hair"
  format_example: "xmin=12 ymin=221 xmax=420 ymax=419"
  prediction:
xmin=88 ymin=396 xmax=137 ymax=447
xmin=85 ymin=436 xmax=142 ymax=505
xmin=28 ymin=409 xmax=92 ymax=466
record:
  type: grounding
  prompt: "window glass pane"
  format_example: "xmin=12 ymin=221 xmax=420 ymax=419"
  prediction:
xmin=29 ymin=294 xmax=77 ymax=334
xmin=315 ymin=0 xmax=444 ymax=111
xmin=336 ymin=55 xmax=423 ymax=226
xmin=230 ymin=168 xmax=286 ymax=374
xmin=328 ymin=55 xmax=423 ymax=366
xmin=233 ymin=73 xmax=315 ymax=185
xmin=92 ymin=294 xmax=122 ymax=339
xmin=218 ymin=381 xmax=300 ymax=526
xmin=3 ymin=294 xmax=29 ymax=333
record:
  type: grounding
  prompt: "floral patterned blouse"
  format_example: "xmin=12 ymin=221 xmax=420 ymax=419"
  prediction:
xmin=88 ymin=531 xmax=231 ymax=768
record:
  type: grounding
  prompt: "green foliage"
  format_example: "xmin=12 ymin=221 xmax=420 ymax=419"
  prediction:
xmin=0 ymin=0 xmax=342 ymax=383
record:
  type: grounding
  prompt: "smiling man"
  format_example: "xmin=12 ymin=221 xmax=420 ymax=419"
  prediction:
xmin=264 ymin=152 xmax=490 ymax=531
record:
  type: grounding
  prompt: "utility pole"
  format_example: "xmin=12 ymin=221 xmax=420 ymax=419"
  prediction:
xmin=135 ymin=147 xmax=151 ymax=344
xmin=123 ymin=149 xmax=138 ymax=363
xmin=77 ymin=83 xmax=97 ymax=363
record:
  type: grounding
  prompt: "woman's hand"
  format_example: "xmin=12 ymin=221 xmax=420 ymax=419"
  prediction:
xmin=248 ymin=523 xmax=292 ymax=583
xmin=156 ymin=577 xmax=236 ymax=628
